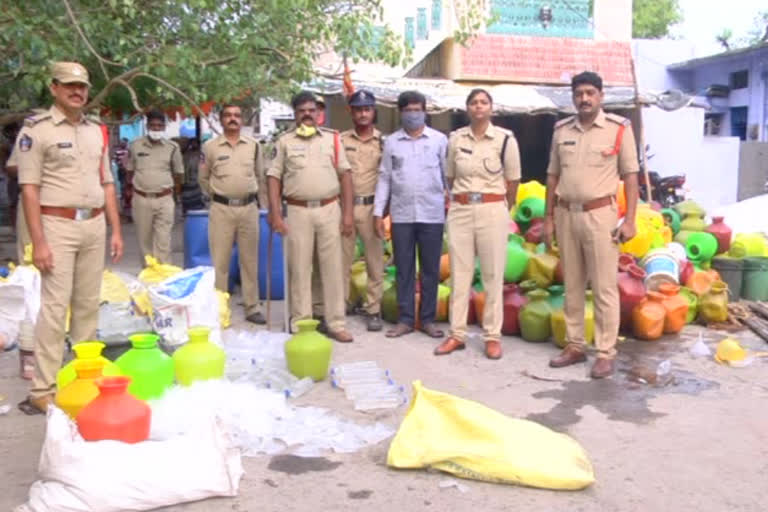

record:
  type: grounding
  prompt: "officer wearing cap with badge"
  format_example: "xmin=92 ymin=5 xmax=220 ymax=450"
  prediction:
xmin=339 ymin=90 xmax=385 ymax=331
xmin=126 ymin=109 xmax=183 ymax=265
xmin=434 ymin=88 xmax=521 ymax=360
xmin=199 ymin=103 xmax=266 ymax=324
xmin=16 ymin=62 xmax=123 ymax=414
xmin=545 ymin=71 xmax=639 ymax=379
xmin=267 ymin=90 xmax=355 ymax=342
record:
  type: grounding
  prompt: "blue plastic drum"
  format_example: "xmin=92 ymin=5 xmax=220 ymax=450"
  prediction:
xmin=183 ymin=210 xmax=240 ymax=292
xmin=258 ymin=209 xmax=285 ymax=299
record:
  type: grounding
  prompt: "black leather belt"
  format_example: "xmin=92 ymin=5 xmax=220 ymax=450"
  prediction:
xmin=212 ymin=193 xmax=258 ymax=207
xmin=353 ymin=195 xmax=375 ymax=205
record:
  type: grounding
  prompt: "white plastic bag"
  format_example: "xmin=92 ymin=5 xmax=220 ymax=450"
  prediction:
xmin=0 ymin=281 xmax=27 ymax=348
xmin=148 ymin=266 xmax=220 ymax=346
xmin=17 ymin=407 xmax=243 ymax=512
xmin=96 ymin=302 xmax=152 ymax=345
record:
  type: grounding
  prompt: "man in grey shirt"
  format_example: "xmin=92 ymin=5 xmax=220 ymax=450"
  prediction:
xmin=374 ymin=90 xmax=448 ymax=339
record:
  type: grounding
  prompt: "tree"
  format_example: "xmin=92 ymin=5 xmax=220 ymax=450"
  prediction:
xmin=588 ymin=0 xmax=683 ymax=39
xmin=716 ymin=29 xmax=733 ymax=51
xmin=0 ymin=0 xmax=411 ymax=122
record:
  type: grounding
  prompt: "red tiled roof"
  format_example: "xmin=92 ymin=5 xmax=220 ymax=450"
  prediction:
xmin=457 ymin=35 xmax=634 ymax=86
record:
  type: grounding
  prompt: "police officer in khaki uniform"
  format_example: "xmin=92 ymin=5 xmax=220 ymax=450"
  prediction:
xmin=16 ymin=62 xmax=124 ymax=413
xmin=199 ymin=104 xmax=265 ymax=324
xmin=127 ymin=110 xmax=183 ymax=265
xmin=340 ymin=90 xmax=385 ymax=331
xmin=545 ymin=71 xmax=639 ymax=379
xmin=267 ymin=91 xmax=355 ymax=342
xmin=434 ymin=89 xmax=521 ymax=360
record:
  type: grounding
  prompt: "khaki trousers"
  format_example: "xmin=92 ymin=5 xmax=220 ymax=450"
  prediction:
xmin=31 ymin=214 xmax=105 ymax=398
xmin=341 ymin=203 xmax=384 ymax=314
xmin=555 ymin=203 xmax=619 ymax=359
xmin=16 ymin=197 xmax=34 ymax=352
xmin=133 ymin=193 xmax=174 ymax=265
xmin=447 ymin=202 xmax=508 ymax=342
xmin=286 ymin=201 xmax=345 ymax=332
xmin=209 ymin=201 xmax=262 ymax=315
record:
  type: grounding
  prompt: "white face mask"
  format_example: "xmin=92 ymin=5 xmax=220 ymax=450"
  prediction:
xmin=147 ymin=130 xmax=165 ymax=141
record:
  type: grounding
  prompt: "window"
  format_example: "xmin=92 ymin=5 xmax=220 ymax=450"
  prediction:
xmin=730 ymin=70 xmax=748 ymax=90
xmin=704 ymin=113 xmax=723 ymax=136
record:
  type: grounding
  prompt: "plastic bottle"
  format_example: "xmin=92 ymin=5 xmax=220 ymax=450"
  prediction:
xmin=331 ymin=361 xmax=379 ymax=374
xmin=286 ymin=377 xmax=314 ymax=398
xmin=331 ymin=368 xmax=390 ymax=385
xmin=354 ymin=393 xmax=407 ymax=411
xmin=345 ymin=383 xmax=405 ymax=401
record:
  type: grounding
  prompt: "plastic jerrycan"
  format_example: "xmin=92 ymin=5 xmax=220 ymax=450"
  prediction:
xmin=657 ymin=283 xmax=688 ymax=334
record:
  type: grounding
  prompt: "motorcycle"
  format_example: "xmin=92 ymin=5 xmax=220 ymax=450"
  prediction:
xmin=638 ymin=146 xmax=686 ymax=208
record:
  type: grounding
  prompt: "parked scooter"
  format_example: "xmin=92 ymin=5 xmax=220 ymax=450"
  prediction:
xmin=638 ymin=146 xmax=686 ymax=208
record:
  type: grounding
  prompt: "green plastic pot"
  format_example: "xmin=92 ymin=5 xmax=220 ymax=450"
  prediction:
xmin=115 ymin=333 xmax=174 ymax=400
xmin=173 ymin=326 xmax=226 ymax=386
xmin=504 ymin=234 xmax=530 ymax=283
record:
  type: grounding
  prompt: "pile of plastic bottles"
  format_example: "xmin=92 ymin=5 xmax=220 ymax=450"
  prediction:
xmin=330 ymin=361 xmax=406 ymax=411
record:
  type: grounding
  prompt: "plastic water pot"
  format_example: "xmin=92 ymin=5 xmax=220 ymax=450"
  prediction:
xmin=115 ymin=333 xmax=174 ymax=400
xmin=741 ymin=257 xmax=768 ymax=301
xmin=711 ymin=256 xmax=743 ymax=301
xmin=706 ymin=216 xmax=732 ymax=254
xmin=55 ymin=359 xmax=104 ymax=419
xmin=632 ymin=291 xmax=666 ymax=341
xmin=685 ymin=232 xmax=718 ymax=264
xmin=698 ymin=281 xmax=729 ymax=323
xmin=504 ymin=234 xmax=529 ymax=283
xmin=519 ymin=289 xmax=552 ymax=342
xmin=57 ymin=341 xmax=122 ymax=390
xmin=77 ymin=376 xmax=151 ymax=444
xmin=173 ymin=326 xmax=226 ymax=385
xmin=285 ymin=319 xmax=333 ymax=381
xmin=658 ymin=283 xmax=688 ymax=334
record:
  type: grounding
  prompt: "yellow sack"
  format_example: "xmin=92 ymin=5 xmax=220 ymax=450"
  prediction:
xmin=138 ymin=256 xmax=182 ymax=284
xmin=387 ymin=381 xmax=595 ymax=490
xmin=100 ymin=270 xmax=131 ymax=303
xmin=217 ymin=290 xmax=231 ymax=328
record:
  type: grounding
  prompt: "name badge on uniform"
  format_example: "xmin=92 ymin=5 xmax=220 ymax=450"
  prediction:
xmin=561 ymin=141 xmax=576 ymax=146
xmin=57 ymin=142 xmax=73 ymax=148
xmin=289 ymin=145 xmax=306 ymax=152
xmin=217 ymin=155 xmax=230 ymax=161
xmin=345 ymin=147 xmax=357 ymax=152
xmin=137 ymin=152 xmax=149 ymax=157
xmin=391 ymin=155 xmax=404 ymax=171
xmin=459 ymin=147 xmax=473 ymax=154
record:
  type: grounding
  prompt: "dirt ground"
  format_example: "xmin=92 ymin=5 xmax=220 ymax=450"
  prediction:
xmin=1 ymin=220 xmax=768 ymax=512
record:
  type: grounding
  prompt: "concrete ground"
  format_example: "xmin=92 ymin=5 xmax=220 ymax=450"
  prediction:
xmin=1 ymin=219 xmax=768 ymax=511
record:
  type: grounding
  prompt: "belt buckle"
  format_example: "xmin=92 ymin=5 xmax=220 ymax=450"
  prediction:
xmin=353 ymin=196 xmax=363 ymax=205
xmin=74 ymin=208 xmax=91 ymax=221
xmin=307 ymin=199 xmax=321 ymax=208
xmin=568 ymin=202 xmax=583 ymax=212
xmin=230 ymin=198 xmax=244 ymax=207
xmin=468 ymin=192 xmax=483 ymax=204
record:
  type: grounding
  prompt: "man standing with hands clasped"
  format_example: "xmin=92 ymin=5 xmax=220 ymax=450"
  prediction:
xmin=374 ymin=91 xmax=447 ymax=340
xmin=544 ymin=71 xmax=639 ymax=379
xmin=199 ymin=104 xmax=266 ymax=324
xmin=16 ymin=62 xmax=123 ymax=414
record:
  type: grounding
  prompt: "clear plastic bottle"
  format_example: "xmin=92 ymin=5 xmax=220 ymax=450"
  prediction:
xmin=354 ymin=394 xmax=407 ymax=411
xmin=331 ymin=361 xmax=378 ymax=374
xmin=331 ymin=374 xmax=393 ymax=389
xmin=345 ymin=383 xmax=404 ymax=401
xmin=286 ymin=377 xmax=314 ymax=398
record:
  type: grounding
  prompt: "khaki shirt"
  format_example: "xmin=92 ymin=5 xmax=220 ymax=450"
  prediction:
xmin=340 ymin=128 xmax=382 ymax=196
xmin=126 ymin=136 xmax=183 ymax=193
xmin=446 ymin=124 xmax=521 ymax=195
xmin=546 ymin=110 xmax=639 ymax=203
xmin=16 ymin=105 xmax=112 ymax=209
xmin=199 ymin=134 xmax=262 ymax=198
xmin=267 ymin=128 xmax=351 ymax=201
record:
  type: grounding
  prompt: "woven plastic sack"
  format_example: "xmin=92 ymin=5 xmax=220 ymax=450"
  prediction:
xmin=387 ymin=381 xmax=595 ymax=490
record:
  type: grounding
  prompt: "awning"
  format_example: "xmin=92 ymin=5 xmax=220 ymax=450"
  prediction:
xmin=306 ymin=77 xmax=698 ymax=115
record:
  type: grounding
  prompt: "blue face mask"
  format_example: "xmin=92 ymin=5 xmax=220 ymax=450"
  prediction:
xmin=401 ymin=111 xmax=426 ymax=131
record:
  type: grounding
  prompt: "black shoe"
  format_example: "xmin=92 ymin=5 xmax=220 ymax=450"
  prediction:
xmin=246 ymin=312 xmax=267 ymax=325
xmin=367 ymin=313 xmax=383 ymax=332
xmin=315 ymin=316 xmax=328 ymax=334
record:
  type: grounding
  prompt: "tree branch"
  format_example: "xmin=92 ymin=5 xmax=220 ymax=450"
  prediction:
xmin=134 ymin=72 xmax=219 ymax=134
xmin=116 ymin=78 xmax=143 ymax=112
xmin=85 ymin=67 xmax=142 ymax=110
xmin=61 ymin=0 xmax=122 ymax=80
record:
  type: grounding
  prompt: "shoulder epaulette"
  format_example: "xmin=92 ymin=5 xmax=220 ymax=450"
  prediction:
xmin=554 ymin=116 xmax=575 ymax=129
xmin=23 ymin=112 xmax=52 ymax=127
xmin=605 ymin=113 xmax=631 ymax=126
xmin=319 ymin=126 xmax=338 ymax=134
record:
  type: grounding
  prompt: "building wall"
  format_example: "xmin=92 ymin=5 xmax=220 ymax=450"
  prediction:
xmin=642 ymin=105 xmax=740 ymax=211
xmin=632 ymin=39 xmax=697 ymax=90
xmin=679 ymin=50 xmax=768 ymax=141
xmin=738 ymin=143 xmax=768 ymax=200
